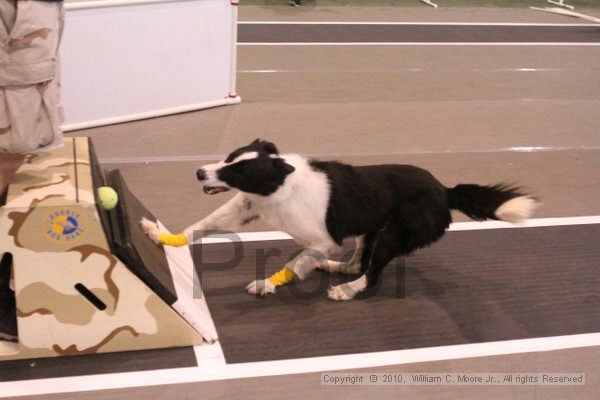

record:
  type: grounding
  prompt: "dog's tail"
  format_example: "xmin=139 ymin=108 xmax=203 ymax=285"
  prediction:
xmin=446 ymin=184 xmax=539 ymax=223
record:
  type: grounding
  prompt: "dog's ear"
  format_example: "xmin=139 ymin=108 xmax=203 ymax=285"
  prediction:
xmin=261 ymin=141 xmax=279 ymax=155
xmin=251 ymin=138 xmax=279 ymax=155
xmin=272 ymin=158 xmax=295 ymax=176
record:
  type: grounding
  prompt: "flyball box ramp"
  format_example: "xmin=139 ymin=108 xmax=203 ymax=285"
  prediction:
xmin=0 ymin=137 xmax=215 ymax=361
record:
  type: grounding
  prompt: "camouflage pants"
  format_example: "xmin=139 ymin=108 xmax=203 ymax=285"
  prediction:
xmin=0 ymin=0 xmax=64 ymax=155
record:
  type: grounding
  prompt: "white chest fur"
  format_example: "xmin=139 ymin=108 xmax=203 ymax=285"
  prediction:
xmin=249 ymin=154 xmax=337 ymax=250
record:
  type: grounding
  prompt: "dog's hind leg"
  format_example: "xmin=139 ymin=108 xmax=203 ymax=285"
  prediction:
xmin=246 ymin=246 xmax=333 ymax=296
xmin=359 ymin=231 xmax=377 ymax=274
xmin=317 ymin=235 xmax=364 ymax=275
xmin=328 ymin=228 xmax=399 ymax=301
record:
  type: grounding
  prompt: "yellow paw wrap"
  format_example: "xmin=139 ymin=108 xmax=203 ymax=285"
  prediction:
xmin=159 ymin=232 xmax=188 ymax=247
xmin=268 ymin=267 xmax=295 ymax=286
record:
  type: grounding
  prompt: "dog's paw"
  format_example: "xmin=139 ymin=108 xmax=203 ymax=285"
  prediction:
xmin=327 ymin=284 xmax=357 ymax=301
xmin=328 ymin=275 xmax=367 ymax=301
xmin=245 ymin=279 xmax=276 ymax=296
xmin=139 ymin=217 xmax=160 ymax=244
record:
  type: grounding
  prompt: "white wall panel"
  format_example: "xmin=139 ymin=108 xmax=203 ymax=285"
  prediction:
xmin=61 ymin=0 xmax=239 ymax=130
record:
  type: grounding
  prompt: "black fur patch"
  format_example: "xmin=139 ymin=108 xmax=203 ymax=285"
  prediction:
xmin=309 ymin=161 xmax=451 ymax=246
xmin=225 ymin=139 xmax=279 ymax=163
xmin=217 ymin=140 xmax=295 ymax=196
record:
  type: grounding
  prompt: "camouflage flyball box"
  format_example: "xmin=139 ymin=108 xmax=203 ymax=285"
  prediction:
xmin=0 ymin=137 xmax=203 ymax=361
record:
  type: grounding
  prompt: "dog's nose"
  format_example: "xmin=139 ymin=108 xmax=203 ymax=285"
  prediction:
xmin=196 ymin=169 xmax=207 ymax=181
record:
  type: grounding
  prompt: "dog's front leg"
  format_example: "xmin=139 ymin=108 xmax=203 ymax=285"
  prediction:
xmin=140 ymin=193 xmax=258 ymax=246
xmin=181 ymin=193 xmax=258 ymax=242
xmin=246 ymin=247 xmax=330 ymax=296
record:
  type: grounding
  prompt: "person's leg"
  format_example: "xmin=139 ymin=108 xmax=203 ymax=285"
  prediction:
xmin=1 ymin=0 xmax=65 ymax=195
xmin=0 ymin=0 xmax=65 ymax=160
xmin=0 ymin=153 xmax=26 ymax=196
xmin=0 ymin=0 xmax=23 ymax=197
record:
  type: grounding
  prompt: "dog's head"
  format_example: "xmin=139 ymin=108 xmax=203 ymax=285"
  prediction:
xmin=196 ymin=139 xmax=295 ymax=196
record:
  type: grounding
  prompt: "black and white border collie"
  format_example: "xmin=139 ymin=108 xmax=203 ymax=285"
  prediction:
xmin=142 ymin=139 xmax=538 ymax=301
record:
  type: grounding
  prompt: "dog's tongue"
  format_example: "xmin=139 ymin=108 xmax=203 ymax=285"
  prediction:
xmin=204 ymin=186 xmax=229 ymax=195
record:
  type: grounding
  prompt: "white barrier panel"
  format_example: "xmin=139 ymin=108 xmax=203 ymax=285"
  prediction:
xmin=61 ymin=0 xmax=240 ymax=131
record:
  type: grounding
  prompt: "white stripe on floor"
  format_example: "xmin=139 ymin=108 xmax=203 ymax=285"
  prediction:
xmin=239 ymin=21 xmax=599 ymax=27
xmin=3 ymin=332 xmax=600 ymax=397
xmin=195 ymin=215 xmax=600 ymax=244
xmin=239 ymin=42 xmax=600 ymax=46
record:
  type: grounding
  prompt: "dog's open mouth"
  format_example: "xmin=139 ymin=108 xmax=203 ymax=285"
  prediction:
xmin=203 ymin=186 xmax=230 ymax=195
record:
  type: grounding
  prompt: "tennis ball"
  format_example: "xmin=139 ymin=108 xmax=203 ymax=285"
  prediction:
xmin=97 ymin=186 xmax=118 ymax=211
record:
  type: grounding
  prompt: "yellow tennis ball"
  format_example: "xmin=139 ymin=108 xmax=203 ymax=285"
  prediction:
xmin=97 ymin=186 xmax=118 ymax=211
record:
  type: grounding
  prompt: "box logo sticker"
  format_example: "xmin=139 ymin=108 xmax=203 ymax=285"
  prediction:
xmin=43 ymin=208 xmax=87 ymax=242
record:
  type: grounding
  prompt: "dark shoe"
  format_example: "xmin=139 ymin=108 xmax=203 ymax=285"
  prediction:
xmin=0 ymin=253 xmax=17 ymax=342
xmin=0 ymin=253 xmax=11 ymax=291
xmin=0 ymin=296 xmax=17 ymax=342
xmin=290 ymin=0 xmax=302 ymax=6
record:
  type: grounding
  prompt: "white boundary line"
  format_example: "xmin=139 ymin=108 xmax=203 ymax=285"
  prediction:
xmin=239 ymin=42 xmax=600 ymax=46
xmin=239 ymin=21 xmax=599 ymax=26
xmin=160 ymin=221 xmax=219 ymax=342
xmin=531 ymin=7 xmax=600 ymax=24
xmin=1 ymin=215 xmax=599 ymax=398
xmin=196 ymin=215 xmax=600 ymax=244
xmin=238 ymin=67 xmax=575 ymax=73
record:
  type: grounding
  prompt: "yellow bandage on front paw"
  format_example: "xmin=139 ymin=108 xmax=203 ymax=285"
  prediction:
xmin=159 ymin=232 xmax=188 ymax=247
xmin=268 ymin=267 xmax=295 ymax=286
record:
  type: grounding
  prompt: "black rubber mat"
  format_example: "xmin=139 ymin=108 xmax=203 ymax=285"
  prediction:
xmin=238 ymin=24 xmax=600 ymax=43
xmin=106 ymin=169 xmax=178 ymax=305
xmin=89 ymin=139 xmax=117 ymax=257
xmin=197 ymin=224 xmax=600 ymax=363
xmin=0 ymin=346 xmax=196 ymax=381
